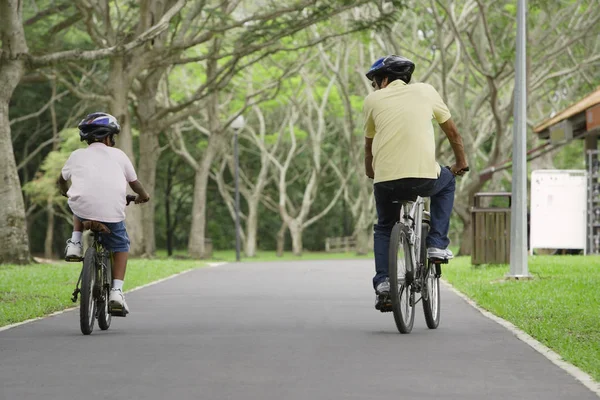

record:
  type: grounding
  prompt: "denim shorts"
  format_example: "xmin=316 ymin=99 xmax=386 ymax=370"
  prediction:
xmin=75 ymin=215 xmax=130 ymax=253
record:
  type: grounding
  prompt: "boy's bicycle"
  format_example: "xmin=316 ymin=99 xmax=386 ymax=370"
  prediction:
xmin=71 ymin=195 xmax=136 ymax=335
xmin=387 ymin=167 xmax=468 ymax=334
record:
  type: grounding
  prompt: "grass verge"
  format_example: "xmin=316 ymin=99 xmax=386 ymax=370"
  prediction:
xmin=443 ymin=255 xmax=600 ymax=382
xmin=158 ymin=249 xmax=375 ymax=262
xmin=0 ymin=259 xmax=203 ymax=328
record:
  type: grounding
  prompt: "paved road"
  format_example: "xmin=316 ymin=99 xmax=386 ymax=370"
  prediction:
xmin=1 ymin=260 xmax=597 ymax=400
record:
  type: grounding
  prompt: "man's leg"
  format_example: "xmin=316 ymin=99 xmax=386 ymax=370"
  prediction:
xmin=373 ymin=182 xmax=401 ymax=289
xmin=427 ymin=167 xmax=456 ymax=250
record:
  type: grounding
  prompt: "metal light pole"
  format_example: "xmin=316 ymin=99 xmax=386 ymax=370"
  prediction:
xmin=508 ymin=0 xmax=530 ymax=279
xmin=231 ymin=115 xmax=245 ymax=262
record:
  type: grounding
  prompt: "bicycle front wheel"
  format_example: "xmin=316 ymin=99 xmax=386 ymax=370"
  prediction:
xmin=80 ymin=247 xmax=97 ymax=335
xmin=389 ymin=222 xmax=415 ymax=334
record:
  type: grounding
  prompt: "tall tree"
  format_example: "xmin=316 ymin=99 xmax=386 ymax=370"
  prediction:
xmin=0 ymin=0 xmax=185 ymax=263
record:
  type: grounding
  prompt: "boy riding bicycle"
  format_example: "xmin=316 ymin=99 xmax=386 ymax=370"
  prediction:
xmin=58 ymin=112 xmax=150 ymax=314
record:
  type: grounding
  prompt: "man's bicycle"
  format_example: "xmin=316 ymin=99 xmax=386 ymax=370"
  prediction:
xmin=388 ymin=167 xmax=468 ymax=334
xmin=71 ymin=195 xmax=136 ymax=335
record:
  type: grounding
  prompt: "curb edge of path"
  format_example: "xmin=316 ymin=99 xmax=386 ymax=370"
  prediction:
xmin=442 ymin=279 xmax=600 ymax=398
xmin=0 ymin=262 xmax=228 ymax=334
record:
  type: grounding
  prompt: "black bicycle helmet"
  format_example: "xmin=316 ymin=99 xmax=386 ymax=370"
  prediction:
xmin=78 ymin=112 xmax=120 ymax=143
xmin=365 ymin=55 xmax=416 ymax=83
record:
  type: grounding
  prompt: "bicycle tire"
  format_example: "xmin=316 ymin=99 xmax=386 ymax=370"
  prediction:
xmin=420 ymin=223 xmax=440 ymax=329
xmin=389 ymin=222 xmax=415 ymax=334
xmin=97 ymin=252 xmax=112 ymax=331
xmin=80 ymin=247 xmax=97 ymax=335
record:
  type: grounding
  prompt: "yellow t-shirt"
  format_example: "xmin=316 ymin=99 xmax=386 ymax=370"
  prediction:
xmin=363 ymin=80 xmax=451 ymax=183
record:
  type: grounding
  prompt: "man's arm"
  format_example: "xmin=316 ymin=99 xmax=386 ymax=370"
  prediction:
xmin=365 ymin=137 xmax=374 ymax=179
xmin=129 ymin=180 xmax=150 ymax=204
xmin=57 ymin=175 xmax=69 ymax=197
xmin=439 ymin=118 xmax=469 ymax=176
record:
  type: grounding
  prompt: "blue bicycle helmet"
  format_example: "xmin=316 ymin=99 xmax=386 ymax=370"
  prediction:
xmin=366 ymin=55 xmax=415 ymax=83
xmin=78 ymin=112 xmax=120 ymax=143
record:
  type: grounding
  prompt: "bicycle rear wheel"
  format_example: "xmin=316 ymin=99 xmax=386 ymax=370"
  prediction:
xmin=97 ymin=252 xmax=112 ymax=331
xmin=389 ymin=222 xmax=415 ymax=334
xmin=80 ymin=247 xmax=97 ymax=335
xmin=420 ymin=223 xmax=440 ymax=329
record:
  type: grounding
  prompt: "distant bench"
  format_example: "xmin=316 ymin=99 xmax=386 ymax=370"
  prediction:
xmin=325 ymin=236 xmax=357 ymax=253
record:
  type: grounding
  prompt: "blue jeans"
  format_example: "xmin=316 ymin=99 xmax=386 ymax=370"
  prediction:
xmin=75 ymin=215 xmax=130 ymax=253
xmin=372 ymin=167 xmax=456 ymax=289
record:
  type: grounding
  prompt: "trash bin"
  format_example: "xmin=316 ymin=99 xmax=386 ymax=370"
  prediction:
xmin=471 ymin=192 xmax=511 ymax=265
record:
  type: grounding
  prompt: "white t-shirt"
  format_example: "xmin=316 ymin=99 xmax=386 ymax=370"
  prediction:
xmin=62 ymin=143 xmax=137 ymax=223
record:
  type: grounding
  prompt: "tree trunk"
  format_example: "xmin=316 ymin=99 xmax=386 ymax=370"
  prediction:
xmin=0 ymin=2 xmax=31 ymax=264
xmin=244 ymin=199 xmax=259 ymax=257
xmin=288 ymin=221 xmax=303 ymax=256
xmin=165 ymin=160 xmax=173 ymax=257
xmin=458 ymin=217 xmax=473 ymax=256
xmin=355 ymin=226 xmax=371 ymax=256
xmin=44 ymin=199 xmax=55 ymax=259
xmin=188 ymin=136 xmax=221 ymax=258
xmin=108 ymin=58 xmax=143 ymax=255
xmin=276 ymin=222 xmax=287 ymax=257
xmin=137 ymin=131 xmax=160 ymax=256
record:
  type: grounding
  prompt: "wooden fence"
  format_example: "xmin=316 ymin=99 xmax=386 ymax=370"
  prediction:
xmin=325 ymin=236 xmax=357 ymax=253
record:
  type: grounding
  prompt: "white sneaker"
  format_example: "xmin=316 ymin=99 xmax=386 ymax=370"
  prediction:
xmin=427 ymin=247 xmax=454 ymax=260
xmin=109 ymin=289 xmax=130 ymax=315
xmin=65 ymin=239 xmax=83 ymax=261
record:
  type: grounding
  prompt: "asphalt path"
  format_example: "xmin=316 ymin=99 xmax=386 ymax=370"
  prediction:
xmin=1 ymin=260 xmax=597 ymax=400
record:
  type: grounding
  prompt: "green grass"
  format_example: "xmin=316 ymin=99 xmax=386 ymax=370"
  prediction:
xmin=444 ymin=255 xmax=600 ymax=382
xmin=158 ymin=249 xmax=375 ymax=262
xmin=0 ymin=259 xmax=203 ymax=327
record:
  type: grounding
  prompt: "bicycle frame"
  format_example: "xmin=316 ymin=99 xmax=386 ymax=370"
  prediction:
xmin=399 ymin=197 xmax=427 ymax=268
xmin=71 ymin=232 xmax=112 ymax=303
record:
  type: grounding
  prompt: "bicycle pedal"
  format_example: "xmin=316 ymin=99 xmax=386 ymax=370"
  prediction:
xmin=375 ymin=294 xmax=392 ymax=312
xmin=65 ymin=256 xmax=84 ymax=262
xmin=379 ymin=305 xmax=393 ymax=313
xmin=110 ymin=309 xmax=128 ymax=317
xmin=429 ymin=257 xmax=448 ymax=264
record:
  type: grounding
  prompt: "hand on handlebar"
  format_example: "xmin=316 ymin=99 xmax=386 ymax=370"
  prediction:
xmin=449 ymin=164 xmax=470 ymax=177
xmin=126 ymin=194 xmax=150 ymax=206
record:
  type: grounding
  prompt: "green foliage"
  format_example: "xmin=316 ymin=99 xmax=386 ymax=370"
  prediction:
xmin=553 ymin=140 xmax=585 ymax=170
xmin=22 ymin=129 xmax=85 ymax=205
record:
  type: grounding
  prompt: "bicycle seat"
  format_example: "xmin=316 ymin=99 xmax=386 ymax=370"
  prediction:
xmin=82 ymin=220 xmax=111 ymax=234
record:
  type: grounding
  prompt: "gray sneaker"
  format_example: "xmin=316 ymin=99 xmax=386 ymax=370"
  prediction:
xmin=375 ymin=278 xmax=392 ymax=312
xmin=427 ymin=247 xmax=454 ymax=260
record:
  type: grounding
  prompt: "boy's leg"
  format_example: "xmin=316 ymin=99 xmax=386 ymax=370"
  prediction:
xmin=73 ymin=215 xmax=84 ymax=234
xmin=427 ymin=167 xmax=456 ymax=251
xmin=102 ymin=221 xmax=130 ymax=313
xmin=112 ymin=252 xmax=128 ymax=282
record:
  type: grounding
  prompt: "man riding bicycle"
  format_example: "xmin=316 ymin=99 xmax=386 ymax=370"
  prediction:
xmin=363 ymin=55 xmax=468 ymax=311
xmin=58 ymin=112 xmax=150 ymax=315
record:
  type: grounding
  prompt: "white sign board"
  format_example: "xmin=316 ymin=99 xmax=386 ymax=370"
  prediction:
xmin=530 ymin=170 xmax=587 ymax=253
